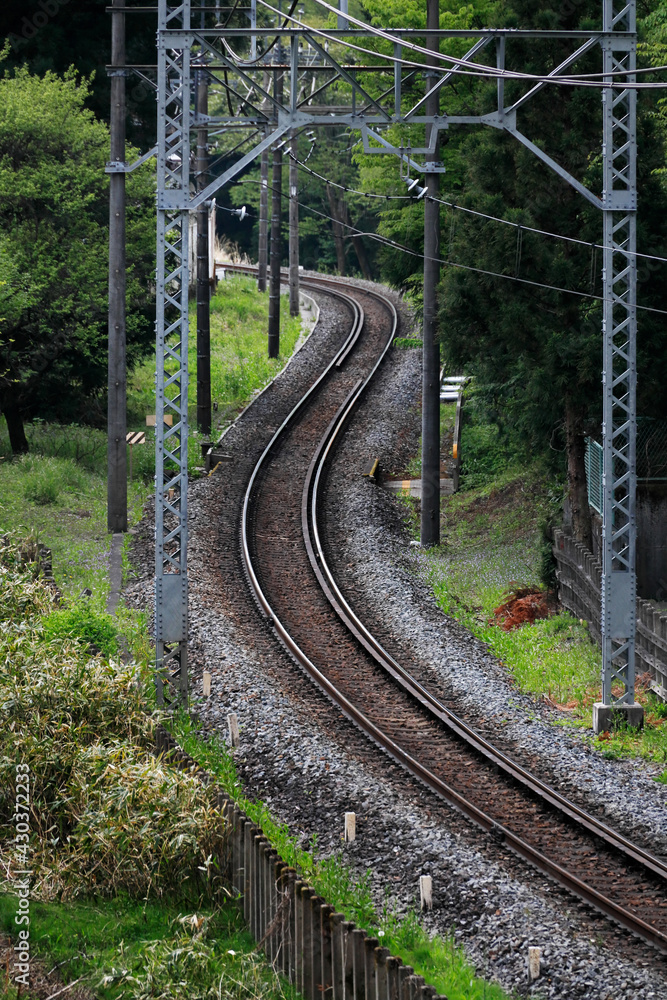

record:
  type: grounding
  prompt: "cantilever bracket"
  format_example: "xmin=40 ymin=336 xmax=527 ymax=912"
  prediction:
xmin=105 ymin=144 xmax=158 ymax=173
xmin=504 ymin=125 xmax=603 ymax=209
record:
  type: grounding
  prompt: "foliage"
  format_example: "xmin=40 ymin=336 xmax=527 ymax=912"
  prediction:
xmin=411 ymin=468 xmax=667 ymax=762
xmin=0 ymin=540 xmax=226 ymax=900
xmin=0 ymin=67 xmax=155 ymax=450
xmin=0 ymin=0 xmax=158 ymax=147
xmin=42 ymin=602 xmax=118 ymax=657
xmin=0 ymin=889 xmax=296 ymax=1000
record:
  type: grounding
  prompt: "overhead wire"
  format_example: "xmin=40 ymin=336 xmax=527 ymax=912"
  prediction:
xmin=248 ymin=0 xmax=667 ymax=90
xmin=237 ymin=176 xmax=667 ymax=315
xmin=287 ymin=148 xmax=667 ymax=266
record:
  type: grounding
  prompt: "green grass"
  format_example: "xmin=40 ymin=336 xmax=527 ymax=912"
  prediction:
xmin=172 ymin=715 xmax=515 ymax=1000
xmin=0 ymin=450 xmax=148 ymax=608
xmin=0 ymin=279 xmax=303 ymax=606
xmin=404 ymin=402 xmax=457 ymax=479
xmin=0 ymin=544 xmax=296 ymax=1000
xmin=408 ymin=467 xmax=667 ymax=763
xmin=0 ymin=893 xmax=298 ymax=1000
xmin=128 ymin=277 xmax=303 ymax=435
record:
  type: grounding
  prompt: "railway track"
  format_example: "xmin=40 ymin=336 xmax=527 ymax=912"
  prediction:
xmin=231 ymin=267 xmax=667 ymax=955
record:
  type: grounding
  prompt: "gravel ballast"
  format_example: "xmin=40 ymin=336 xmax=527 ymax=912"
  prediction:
xmin=125 ymin=277 xmax=667 ymax=1000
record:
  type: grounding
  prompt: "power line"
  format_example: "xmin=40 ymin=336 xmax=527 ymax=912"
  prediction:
xmin=249 ymin=0 xmax=667 ymax=91
xmin=237 ymin=175 xmax=667 ymax=316
xmin=288 ymin=150 xmax=667 ymax=267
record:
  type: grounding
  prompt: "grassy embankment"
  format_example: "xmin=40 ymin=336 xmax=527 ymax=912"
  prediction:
xmin=1 ymin=282 xmax=514 ymax=1000
xmin=399 ymin=397 xmax=667 ymax=773
xmin=0 ymin=277 xmax=302 ymax=606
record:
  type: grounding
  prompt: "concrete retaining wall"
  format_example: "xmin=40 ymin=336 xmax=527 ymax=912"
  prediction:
xmin=156 ymin=727 xmax=447 ymax=1000
xmin=553 ymin=529 xmax=667 ymax=701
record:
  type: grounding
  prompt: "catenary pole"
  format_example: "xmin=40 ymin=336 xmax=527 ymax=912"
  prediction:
xmin=268 ymin=61 xmax=284 ymax=358
xmin=107 ymin=0 xmax=127 ymax=533
xmin=420 ymin=0 xmax=441 ymax=547
xmin=595 ymin=0 xmax=642 ymax=730
xmin=289 ymin=128 xmax=300 ymax=317
xmin=258 ymin=71 xmax=270 ymax=293
xmin=196 ymin=66 xmax=212 ymax=436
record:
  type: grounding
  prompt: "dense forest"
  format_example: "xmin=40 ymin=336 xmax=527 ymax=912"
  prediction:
xmin=1 ymin=0 xmax=667 ymax=538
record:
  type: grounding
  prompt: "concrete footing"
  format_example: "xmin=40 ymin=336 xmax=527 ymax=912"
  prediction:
xmin=593 ymin=701 xmax=644 ymax=734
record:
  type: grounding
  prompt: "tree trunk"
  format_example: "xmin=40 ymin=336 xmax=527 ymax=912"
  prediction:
xmin=4 ymin=405 xmax=29 ymax=454
xmin=339 ymin=201 xmax=373 ymax=280
xmin=565 ymin=396 xmax=592 ymax=550
xmin=326 ymin=184 xmax=347 ymax=275
xmin=350 ymin=234 xmax=373 ymax=281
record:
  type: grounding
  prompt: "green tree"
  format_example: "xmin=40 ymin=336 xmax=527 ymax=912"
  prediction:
xmin=0 ymin=67 xmax=155 ymax=453
xmin=354 ymin=0 xmax=667 ymax=544
xmin=437 ymin=0 xmax=667 ymax=544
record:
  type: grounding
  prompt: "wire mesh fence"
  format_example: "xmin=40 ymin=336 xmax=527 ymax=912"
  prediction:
xmin=637 ymin=418 xmax=667 ymax=481
xmin=585 ymin=419 xmax=667 ymax=515
xmin=585 ymin=438 xmax=603 ymax=515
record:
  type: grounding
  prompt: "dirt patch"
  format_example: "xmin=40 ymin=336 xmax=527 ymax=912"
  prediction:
xmin=492 ymin=586 xmax=556 ymax=630
xmin=0 ymin=935 xmax=95 ymax=1000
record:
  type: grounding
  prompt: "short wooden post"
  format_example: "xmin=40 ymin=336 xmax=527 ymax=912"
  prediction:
xmin=419 ymin=875 xmax=432 ymax=911
xmin=344 ymin=812 xmax=356 ymax=842
xmin=282 ymin=867 xmax=297 ymax=979
xmin=243 ymin=821 xmax=253 ymax=923
xmin=364 ymin=937 xmax=379 ymax=1000
xmin=528 ymin=946 xmax=541 ymax=982
xmin=228 ymin=712 xmax=240 ymax=747
xmin=329 ymin=913 xmax=345 ymax=1000
xmin=375 ymin=946 xmax=391 ymax=1000
xmin=398 ymin=965 xmax=414 ymax=1000
xmin=343 ymin=921 xmax=356 ymax=1000
xmin=202 ymin=670 xmax=211 ymax=696
xmin=320 ymin=903 xmax=334 ymax=999
xmin=310 ymin=895 xmax=324 ymax=1000
xmin=294 ymin=879 xmax=307 ymax=995
xmin=387 ymin=956 xmax=401 ymax=1000
xmin=352 ymin=928 xmax=366 ymax=1000
xmin=411 ymin=974 xmax=426 ymax=1000
xmin=302 ymin=886 xmax=315 ymax=1000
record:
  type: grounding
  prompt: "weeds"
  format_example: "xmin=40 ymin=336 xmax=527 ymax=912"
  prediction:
xmin=0 ymin=538 xmax=224 ymax=901
xmin=41 ymin=602 xmax=118 ymax=657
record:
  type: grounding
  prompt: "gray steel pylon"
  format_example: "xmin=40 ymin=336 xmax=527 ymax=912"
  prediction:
xmin=155 ymin=0 xmax=191 ymax=707
xmin=600 ymin=0 xmax=638 ymax=711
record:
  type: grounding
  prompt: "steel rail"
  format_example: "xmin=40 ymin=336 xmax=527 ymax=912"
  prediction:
xmin=238 ymin=271 xmax=667 ymax=954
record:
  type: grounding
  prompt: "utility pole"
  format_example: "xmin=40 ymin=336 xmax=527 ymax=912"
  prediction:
xmin=289 ymin=128 xmax=300 ymax=317
xmin=420 ymin=0 xmax=441 ymax=547
xmin=268 ymin=63 xmax=283 ymax=358
xmin=258 ymin=71 xmax=270 ymax=293
xmin=107 ymin=0 xmax=127 ymax=533
xmin=196 ymin=66 xmax=212 ymax=436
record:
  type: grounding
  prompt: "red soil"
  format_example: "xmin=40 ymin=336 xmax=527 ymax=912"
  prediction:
xmin=492 ymin=586 xmax=553 ymax=631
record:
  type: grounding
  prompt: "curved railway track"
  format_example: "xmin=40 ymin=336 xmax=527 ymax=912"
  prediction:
xmin=229 ymin=267 xmax=667 ymax=955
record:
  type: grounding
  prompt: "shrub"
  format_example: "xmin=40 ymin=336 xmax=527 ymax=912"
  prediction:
xmin=18 ymin=455 xmax=91 ymax=505
xmin=0 ymin=539 xmax=228 ymax=901
xmin=42 ymin=602 xmax=118 ymax=657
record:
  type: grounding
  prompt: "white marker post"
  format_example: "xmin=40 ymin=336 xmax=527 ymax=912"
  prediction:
xmin=419 ymin=875 xmax=433 ymax=911
xmin=227 ymin=712 xmax=240 ymax=747
xmin=528 ymin=946 xmax=541 ymax=982
xmin=344 ymin=812 xmax=356 ymax=842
